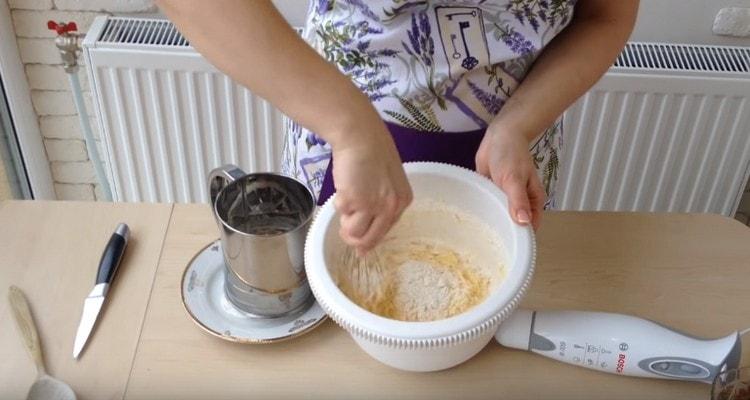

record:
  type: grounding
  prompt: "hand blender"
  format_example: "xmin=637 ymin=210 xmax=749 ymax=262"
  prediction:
xmin=495 ymin=309 xmax=743 ymax=384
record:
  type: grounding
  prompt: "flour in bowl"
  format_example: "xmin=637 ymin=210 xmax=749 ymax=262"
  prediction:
xmin=334 ymin=200 xmax=506 ymax=322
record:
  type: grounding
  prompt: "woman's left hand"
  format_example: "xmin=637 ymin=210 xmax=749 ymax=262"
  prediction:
xmin=475 ymin=127 xmax=545 ymax=230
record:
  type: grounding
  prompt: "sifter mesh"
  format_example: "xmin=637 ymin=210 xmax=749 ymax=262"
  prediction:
xmin=216 ymin=175 xmax=314 ymax=236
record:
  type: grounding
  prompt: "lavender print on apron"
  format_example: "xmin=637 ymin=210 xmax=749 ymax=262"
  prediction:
xmin=281 ymin=0 xmax=574 ymax=209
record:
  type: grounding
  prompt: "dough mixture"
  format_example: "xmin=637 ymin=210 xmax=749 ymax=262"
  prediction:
xmin=334 ymin=200 xmax=506 ymax=322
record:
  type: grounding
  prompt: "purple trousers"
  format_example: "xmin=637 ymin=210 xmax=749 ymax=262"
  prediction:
xmin=317 ymin=122 xmax=486 ymax=205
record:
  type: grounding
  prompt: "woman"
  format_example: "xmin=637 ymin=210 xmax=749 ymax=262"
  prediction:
xmin=158 ymin=0 xmax=638 ymax=254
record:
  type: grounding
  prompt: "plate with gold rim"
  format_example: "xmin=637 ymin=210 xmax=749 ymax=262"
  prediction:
xmin=181 ymin=241 xmax=327 ymax=343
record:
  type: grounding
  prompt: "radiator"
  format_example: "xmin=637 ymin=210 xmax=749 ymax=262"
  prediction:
xmin=559 ymin=42 xmax=750 ymax=215
xmin=84 ymin=16 xmax=750 ymax=215
xmin=83 ymin=17 xmax=286 ymax=203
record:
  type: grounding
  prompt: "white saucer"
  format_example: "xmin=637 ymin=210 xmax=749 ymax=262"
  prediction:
xmin=181 ymin=240 xmax=327 ymax=343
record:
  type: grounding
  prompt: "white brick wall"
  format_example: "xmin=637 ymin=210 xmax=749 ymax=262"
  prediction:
xmin=40 ymin=115 xmax=99 ymax=139
xmin=26 ymin=64 xmax=89 ymax=90
xmin=9 ymin=0 xmax=53 ymax=11
xmin=12 ymin=9 xmax=100 ymax=37
xmin=31 ymin=90 xmax=94 ymax=115
xmin=54 ymin=0 xmax=153 ymax=12
xmin=17 ymin=38 xmax=61 ymax=64
xmin=0 ymin=153 xmax=12 ymax=201
xmin=54 ymin=182 xmax=94 ymax=200
xmin=50 ymin=160 xmax=96 ymax=183
xmin=8 ymin=0 xmax=156 ymax=201
xmin=44 ymin=138 xmax=87 ymax=161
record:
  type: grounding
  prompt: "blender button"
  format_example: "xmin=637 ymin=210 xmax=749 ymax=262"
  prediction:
xmin=652 ymin=362 xmax=670 ymax=371
xmin=677 ymin=363 xmax=702 ymax=374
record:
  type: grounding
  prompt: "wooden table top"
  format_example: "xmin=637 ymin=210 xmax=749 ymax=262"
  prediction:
xmin=1 ymin=201 xmax=749 ymax=399
xmin=0 ymin=201 xmax=173 ymax=400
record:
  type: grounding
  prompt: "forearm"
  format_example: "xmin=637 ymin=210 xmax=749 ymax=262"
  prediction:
xmin=156 ymin=0 xmax=380 ymax=148
xmin=489 ymin=0 xmax=639 ymax=141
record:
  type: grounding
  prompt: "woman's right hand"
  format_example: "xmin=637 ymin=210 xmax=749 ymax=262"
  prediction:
xmin=331 ymin=121 xmax=412 ymax=256
xmin=156 ymin=0 xmax=412 ymax=253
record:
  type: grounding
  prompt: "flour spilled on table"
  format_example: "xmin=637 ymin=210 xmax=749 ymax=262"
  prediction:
xmin=334 ymin=199 xmax=506 ymax=322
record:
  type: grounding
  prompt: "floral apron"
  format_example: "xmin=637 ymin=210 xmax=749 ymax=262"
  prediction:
xmin=281 ymin=0 xmax=573 ymax=209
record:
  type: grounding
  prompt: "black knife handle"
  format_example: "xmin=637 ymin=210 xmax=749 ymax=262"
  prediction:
xmin=95 ymin=223 xmax=130 ymax=285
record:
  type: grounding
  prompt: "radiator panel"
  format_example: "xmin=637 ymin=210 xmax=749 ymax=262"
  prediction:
xmin=559 ymin=73 xmax=750 ymax=215
xmin=88 ymin=61 xmax=284 ymax=203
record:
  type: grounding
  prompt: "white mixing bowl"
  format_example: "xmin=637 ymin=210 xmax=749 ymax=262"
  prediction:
xmin=304 ymin=162 xmax=535 ymax=371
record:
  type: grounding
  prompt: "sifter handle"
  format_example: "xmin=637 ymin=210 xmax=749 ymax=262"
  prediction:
xmin=208 ymin=164 xmax=245 ymax=207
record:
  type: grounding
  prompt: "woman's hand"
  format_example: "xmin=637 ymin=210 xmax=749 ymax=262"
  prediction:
xmin=156 ymin=1 xmax=413 ymax=249
xmin=332 ymin=120 xmax=413 ymax=255
xmin=471 ymin=0 xmax=638 ymax=232
xmin=475 ymin=127 xmax=545 ymax=230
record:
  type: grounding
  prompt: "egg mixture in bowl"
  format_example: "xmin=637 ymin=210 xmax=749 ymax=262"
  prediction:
xmin=305 ymin=162 xmax=535 ymax=371
xmin=332 ymin=199 xmax=507 ymax=323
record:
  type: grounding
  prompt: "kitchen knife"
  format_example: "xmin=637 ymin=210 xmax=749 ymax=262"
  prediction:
xmin=73 ymin=223 xmax=130 ymax=360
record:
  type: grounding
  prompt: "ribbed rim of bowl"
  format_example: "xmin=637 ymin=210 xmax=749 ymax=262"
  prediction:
xmin=304 ymin=162 xmax=536 ymax=349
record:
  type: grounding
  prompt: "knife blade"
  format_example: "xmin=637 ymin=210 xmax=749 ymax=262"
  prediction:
xmin=73 ymin=223 xmax=129 ymax=360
